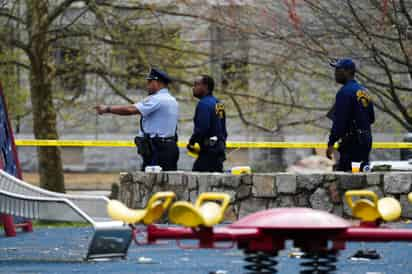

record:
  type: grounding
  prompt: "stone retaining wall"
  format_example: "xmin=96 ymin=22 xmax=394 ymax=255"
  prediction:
xmin=118 ymin=171 xmax=412 ymax=221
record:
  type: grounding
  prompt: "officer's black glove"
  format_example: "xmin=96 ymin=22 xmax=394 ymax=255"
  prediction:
xmin=187 ymin=143 xmax=195 ymax=152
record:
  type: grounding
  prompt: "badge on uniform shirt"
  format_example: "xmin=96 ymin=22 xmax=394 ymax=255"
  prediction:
xmin=356 ymin=90 xmax=371 ymax=108
xmin=216 ymin=103 xmax=225 ymax=119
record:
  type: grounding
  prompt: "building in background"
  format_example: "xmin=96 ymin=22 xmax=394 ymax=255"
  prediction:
xmin=4 ymin=0 xmax=409 ymax=172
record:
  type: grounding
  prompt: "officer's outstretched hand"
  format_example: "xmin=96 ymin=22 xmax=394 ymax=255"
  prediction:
xmin=326 ymin=145 xmax=334 ymax=160
xmin=95 ymin=105 xmax=108 ymax=115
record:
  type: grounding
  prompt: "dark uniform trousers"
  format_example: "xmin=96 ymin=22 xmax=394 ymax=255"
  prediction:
xmin=141 ymin=138 xmax=179 ymax=171
xmin=336 ymin=132 xmax=372 ymax=171
xmin=192 ymin=140 xmax=225 ymax=172
xmin=328 ymin=79 xmax=375 ymax=172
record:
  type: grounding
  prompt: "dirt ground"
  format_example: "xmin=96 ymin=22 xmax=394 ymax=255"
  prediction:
xmin=22 ymin=172 xmax=120 ymax=190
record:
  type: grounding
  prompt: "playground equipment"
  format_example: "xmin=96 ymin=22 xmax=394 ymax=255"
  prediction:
xmin=0 ymin=82 xmax=134 ymax=260
xmin=0 ymin=169 xmax=132 ymax=260
xmin=345 ymin=190 xmax=402 ymax=222
xmin=108 ymin=190 xmax=412 ymax=273
xmin=0 ymin=82 xmax=32 ymax=236
xmin=107 ymin=191 xmax=175 ymax=225
xmin=168 ymin=192 xmax=230 ymax=228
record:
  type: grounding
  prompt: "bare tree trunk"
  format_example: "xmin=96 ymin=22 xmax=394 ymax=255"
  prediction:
xmin=28 ymin=0 xmax=65 ymax=192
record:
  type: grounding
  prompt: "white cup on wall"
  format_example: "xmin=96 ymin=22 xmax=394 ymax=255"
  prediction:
xmin=145 ymin=166 xmax=162 ymax=173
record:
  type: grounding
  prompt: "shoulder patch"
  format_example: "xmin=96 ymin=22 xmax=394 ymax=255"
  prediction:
xmin=215 ymin=103 xmax=225 ymax=119
xmin=356 ymin=89 xmax=371 ymax=108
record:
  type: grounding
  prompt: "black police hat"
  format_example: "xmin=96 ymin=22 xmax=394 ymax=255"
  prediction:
xmin=146 ymin=68 xmax=172 ymax=84
xmin=330 ymin=58 xmax=356 ymax=71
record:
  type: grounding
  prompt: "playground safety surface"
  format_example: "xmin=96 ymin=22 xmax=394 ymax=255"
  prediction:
xmin=1 ymin=225 xmax=412 ymax=274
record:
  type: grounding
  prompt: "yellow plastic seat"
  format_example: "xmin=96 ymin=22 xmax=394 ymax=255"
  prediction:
xmin=408 ymin=193 xmax=412 ymax=203
xmin=107 ymin=192 xmax=175 ymax=225
xmin=168 ymin=192 xmax=231 ymax=228
xmin=377 ymin=197 xmax=402 ymax=222
xmin=345 ymin=190 xmax=401 ymax=222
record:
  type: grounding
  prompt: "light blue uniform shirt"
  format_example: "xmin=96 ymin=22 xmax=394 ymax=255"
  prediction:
xmin=134 ymin=88 xmax=178 ymax=138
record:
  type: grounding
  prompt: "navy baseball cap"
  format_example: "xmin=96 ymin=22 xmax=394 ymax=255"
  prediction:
xmin=146 ymin=68 xmax=172 ymax=84
xmin=330 ymin=58 xmax=356 ymax=71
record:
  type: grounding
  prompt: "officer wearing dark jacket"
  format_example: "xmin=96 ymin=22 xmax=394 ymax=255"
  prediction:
xmin=95 ymin=68 xmax=179 ymax=171
xmin=326 ymin=59 xmax=375 ymax=171
xmin=188 ymin=75 xmax=227 ymax=172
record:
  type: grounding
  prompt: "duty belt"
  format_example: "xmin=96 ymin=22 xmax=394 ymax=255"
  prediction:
xmin=346 ymin=129 xmax=371 ymax=137
xmin=151 ymin=136 xmax=176 ymax=143
xmin=357 ymin=129 xmax=371 ymax=135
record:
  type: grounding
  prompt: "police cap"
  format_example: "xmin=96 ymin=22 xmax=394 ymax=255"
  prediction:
xmin=146 ymin=68 xmax=172 ymax=84
xmin=330 ymin=58 xmax=356 ymax=71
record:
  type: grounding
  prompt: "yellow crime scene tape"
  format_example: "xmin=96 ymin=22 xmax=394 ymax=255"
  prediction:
xmin=15 ymin=139 xmax=134 ymax=147
xmin=14 ymin=139 xmax=412 ymax=149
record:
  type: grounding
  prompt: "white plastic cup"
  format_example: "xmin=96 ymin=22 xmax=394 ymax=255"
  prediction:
xmin=351 ymin=162 xmax=361 ymax=173
xmin=145 ymin=165 xmax=162 ymax=173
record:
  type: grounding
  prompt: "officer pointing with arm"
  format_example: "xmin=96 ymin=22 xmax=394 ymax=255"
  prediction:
xmin=326 ymin=59 xmax=375 ymax=171
xmin=95 ymin=68 xmax=179 ymax=171
xmin=187 ymin=75 xmax=227 ymax=172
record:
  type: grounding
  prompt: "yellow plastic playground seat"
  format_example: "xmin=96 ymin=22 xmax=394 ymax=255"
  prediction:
xmin=168 ymin=192 xmax=231 ymax=228
xmin=107 ymin=192 xmax=176 ymax=225
xmin=345 ymin=190 xmax=401 ymax=222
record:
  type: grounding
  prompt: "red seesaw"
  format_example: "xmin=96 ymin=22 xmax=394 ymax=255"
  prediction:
xmin=108 ymin=191 xmax=412 ymax=273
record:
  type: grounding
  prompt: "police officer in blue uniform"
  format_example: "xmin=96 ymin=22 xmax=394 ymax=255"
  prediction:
xmin=187 ymin=75 xmax=227 ymax=172
xmin=326 ymin=59 xmax=375 ymax=171
xmin=95 ymin=68 xmax=179 ymax=171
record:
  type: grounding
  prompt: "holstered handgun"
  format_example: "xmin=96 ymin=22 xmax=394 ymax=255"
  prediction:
xmin=203 ymin=136 xmax=226 ymax=161
xmin=134 ymin=134 xmax=153 ymax=159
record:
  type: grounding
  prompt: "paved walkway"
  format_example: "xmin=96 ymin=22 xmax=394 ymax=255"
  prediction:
xmin=24 ymin=172 xmax=117 ymax=196
xmin=23 ymin=172 xmax=119 ymax=191
xmin=1 ymin=225 xmax=412 ymax=273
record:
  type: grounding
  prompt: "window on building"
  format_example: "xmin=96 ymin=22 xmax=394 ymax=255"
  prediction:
xmin=54 ymin=47 xmax=86 ymax=93
xmin=111 ymin=27 xmax=180 ymax=92
xmin=221 ymin=59 xmax=248 ymax=88
xmin=209 ymin=5 xmax=249 ymax=90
